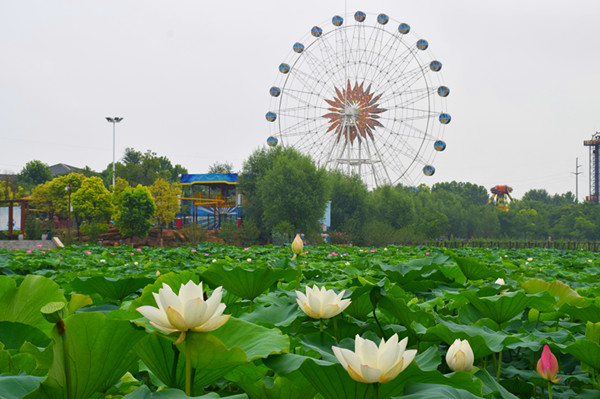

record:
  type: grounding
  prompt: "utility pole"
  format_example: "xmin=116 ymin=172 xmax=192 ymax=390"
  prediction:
xmin=572 ymin=157 xmax=582 ymax=203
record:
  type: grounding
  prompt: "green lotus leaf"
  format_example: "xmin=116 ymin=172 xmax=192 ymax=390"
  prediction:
xmin=559 ymin=303 xmax=600 ymax=323
xmin=395 ymin=382 xmax=483 ymax=399
xmin=522 ymin=278 xmax=585 ymax=307
xmin=69 ymin=276 xmax=153 ymax=302
xmin=201 ymin=263 xmax=295 ymax=301
xmin=123 ymin=385 xmax=248 ymax=398
xmin=264 ymin=349 xmax=482 ymax=399
xmin=475 ymin=369 xmax=519 ymax=399
xmin=460 ymin=290 xmax=535 ymax=325
xmin=135 ymin=317 xmax=289 ymax=390
xmin=0 ymin=321 xmax=51 ymax=349
xmin=0 ymin=375 xmax=45 ymax=399
xmin=565 ymin=339 xmax=600 ymax=370
xmin=237 ymin=291 xmax=301 ymax=327
xmin=451 ymin=254 xmax=501 ymax=281
xmin=415 ymin=318 xmax=520 ymax=358
xmin=24 ymin=312 xmax=146 ymax=399
xmin=0 ymin=275 xmax=66 ymax=336
xmin=378 ymin=294 xmax=435 ymax=333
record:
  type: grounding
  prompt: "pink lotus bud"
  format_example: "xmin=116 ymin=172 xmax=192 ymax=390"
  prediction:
xmin=536 ymin=345 xmax=560 ymax=383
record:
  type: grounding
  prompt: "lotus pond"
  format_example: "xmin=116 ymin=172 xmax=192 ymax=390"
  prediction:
xmin=1 ymin=243 xmax=600 ymax=399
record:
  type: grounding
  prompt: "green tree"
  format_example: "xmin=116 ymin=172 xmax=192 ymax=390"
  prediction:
xmin=148 ymin=178 xmax=182 ymax=229
xmin=328 ymin=171 xmax=368 ymax=241
xmin=367 ymin=185 xmax=416 ymax=230
xmin=104 ymin=148 xmax=187 ymax=187
xmin=18 ymin=160 xmax=52 ymax=190
xmin=71 ymin=177 xmax=113 ymax=224
xmin=253 ymin=148 xmax=330 ymax=236
xmin=208 ymin=162 xmax=234 ymax=174
xmin=31 ymin=173 xmax=85 ymax=219
xmin=114 ymin=185 xmax=156 ymax=240
xmin=239 ymin=147 xmax=288 ymax=242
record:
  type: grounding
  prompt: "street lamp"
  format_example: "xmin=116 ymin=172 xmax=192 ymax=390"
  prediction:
xmin=105 ymin=117 xmax=123 ymax=190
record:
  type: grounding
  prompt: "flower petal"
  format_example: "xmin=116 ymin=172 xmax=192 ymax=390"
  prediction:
xmin=166 ymin=306 xmax=187 ymax=331
xmin=192 ymin=314 xmax=230 ymax=332
xmin=137 ymin=305 xmax=172 ymax=330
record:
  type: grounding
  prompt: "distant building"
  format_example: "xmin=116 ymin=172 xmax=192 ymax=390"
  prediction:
xmin=49 ymin=163 xmax=82 ymax=177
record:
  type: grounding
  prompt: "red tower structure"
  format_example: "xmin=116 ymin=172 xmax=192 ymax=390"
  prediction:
xmin=584 ymin=133 xmax=600 ymax=203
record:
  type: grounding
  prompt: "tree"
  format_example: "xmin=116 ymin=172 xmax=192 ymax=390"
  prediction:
xmin=251 ymin=148 xmax=330 ymax=236
xmin=104 ymin=148 xmax=188 ymax=187
xmin=31 ymin=173 xmax=85 ymax=219
xmin=208 ymin=162 xmax=234 ymax=174
xmin=71 ymin=177 xmax=113 ymax=224
xmin=328 ymin=171 xmax=368 ymax=240
xmin=149 ymin=178 xmax=182 ymax=229
xmin=114 ymin=185 xmax=156 ymax=240
xmin=239 ymin=147 xmax=289 ymax=242
xmin=18 ymin=160 xmax=52 ymax=190
xmin=367 ymin=185 xmax=416 ymax=230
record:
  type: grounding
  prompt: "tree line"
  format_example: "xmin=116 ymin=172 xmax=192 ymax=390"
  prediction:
xmin=5 ymin=146 xmax=597 ymax=246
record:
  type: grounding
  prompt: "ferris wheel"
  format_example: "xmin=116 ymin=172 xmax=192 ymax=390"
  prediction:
xmin=265 ymin=11 xmax=450 ymax=188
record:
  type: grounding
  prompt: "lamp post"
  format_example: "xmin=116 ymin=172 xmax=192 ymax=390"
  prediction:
xmin=105 ymin=117 xmax=123 ymax=190
xmin=65 ymin=183 xmax=71 ymax=245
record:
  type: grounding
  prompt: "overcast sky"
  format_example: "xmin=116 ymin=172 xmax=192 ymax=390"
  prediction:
xmin=1 ymin=1 xmax=599 ymax=200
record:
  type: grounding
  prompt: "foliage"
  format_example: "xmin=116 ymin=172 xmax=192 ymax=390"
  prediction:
xmin=24 ymin=215 xmax=43 ymax=240
xmin=181 ymin=224 xmax=208 ymax=245
xmin=30 ymin=173 xmax=85 ymax=219
xmin=148 ymin=178 xmax=182 ymax=229
xmin=17 ymin=160 xmax=52 ymax=190
xmin=1 ymin=244 xmax=600 ymax=397
xmin=71 ymin=176 xmax=113 ymax=225
xmin=208 ymin=161 xmax=234 ymax=174
xmin=0 ymin=176 xmax=24 ymax=200
xmin=114 ymin=185 xmax=156 ymax=239
xmin=105 ymin=148 xmax=188 ymax=187
xmin=79 ymin=221 xmax=109 ymax=242
xmin=256 ymin=148 xmax=330 ymax=235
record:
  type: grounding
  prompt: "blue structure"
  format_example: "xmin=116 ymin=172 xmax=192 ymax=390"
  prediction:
xmin=180 ymin=174 xmax=241 ymax=229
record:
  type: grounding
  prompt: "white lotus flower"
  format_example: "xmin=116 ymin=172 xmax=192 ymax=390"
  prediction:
xmin=296 ymin=285 xmax=351 ymax=319
xmin=332 ymin=334 xmax=416 ymax=383
xmin=446 ymin=339 xmax=474 ymax=372
xmin=137 ymin=281 xmax=230 ymax=337
xmin=495 ymin=278 xmax=505 ymax=285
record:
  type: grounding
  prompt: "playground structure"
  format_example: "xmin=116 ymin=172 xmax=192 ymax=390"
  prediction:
xmin=489 ymin=185 xmax=513 ymax=211
xmin=179 ymin=174 xmax=241 ymax=230
xmin=584 ymin=133 xmax=600 ymax=203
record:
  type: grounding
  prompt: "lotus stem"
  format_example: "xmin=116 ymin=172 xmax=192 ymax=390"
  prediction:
xmin=171 ymin=344 xmax=180 ymax=386
xmin=333 ymin=317 xmax=339 ymax=342
xmin=372 ymin=308 xmax=387 ymax=340
xmin=547 ymin=380 xmax=553 ymax=399
xmin=185 ymin=337 xmax=192 ymax=396
xmin=373 ymin=382 xmax=380 ymax=399
xmin=320 ymin=318 xmax=324 ymax=345
xmin=535 ymin=311 xmax=542 ymax=330
xmin=296 ymin=261 xmax=302 ymax=290
xmin=62 ymin=330 xmax=73 ymax=399
xmin=496 ymin=350 xmax=502 ymax=382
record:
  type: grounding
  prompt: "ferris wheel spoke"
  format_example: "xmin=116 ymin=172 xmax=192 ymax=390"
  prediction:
xmin=379 ymin=87 xmax=434 ymax=106
xmin=288 ymin=68 xmax=332 ymax=97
